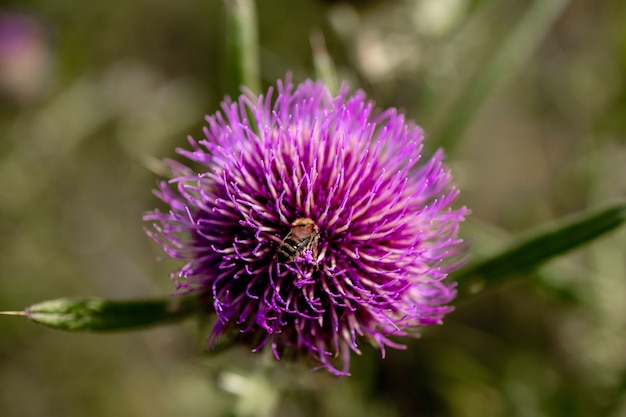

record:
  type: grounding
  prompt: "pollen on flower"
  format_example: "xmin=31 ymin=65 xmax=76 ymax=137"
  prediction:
xmin=144 ymin=77 xmax=468 ymax=376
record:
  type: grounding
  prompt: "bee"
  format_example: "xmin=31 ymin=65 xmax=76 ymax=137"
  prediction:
xmin=276 ymin=218 xmax=320 ymax=263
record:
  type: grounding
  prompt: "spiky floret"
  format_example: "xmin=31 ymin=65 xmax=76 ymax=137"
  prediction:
xmin=145 ymin=78 xmax=467 ymax=375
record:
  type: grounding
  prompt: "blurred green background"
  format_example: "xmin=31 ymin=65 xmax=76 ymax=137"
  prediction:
xmin=1 ymin=0 xmax=625 ymax=416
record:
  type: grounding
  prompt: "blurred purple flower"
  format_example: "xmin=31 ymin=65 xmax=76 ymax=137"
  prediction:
xmin=145 ymin=78 xmax=467 ymax=375
xmin=0 ymin=12 xmax=51 ymax=105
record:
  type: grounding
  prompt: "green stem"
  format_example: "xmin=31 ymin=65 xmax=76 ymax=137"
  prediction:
xmin=224 ymin=0 xmax=261 ymax=96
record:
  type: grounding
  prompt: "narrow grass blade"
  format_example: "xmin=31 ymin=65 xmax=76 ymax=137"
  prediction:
xmin=437 ymin=0 xmax=571 ymax=152
xmin=311 ymin=30 xmax=339 ymax=95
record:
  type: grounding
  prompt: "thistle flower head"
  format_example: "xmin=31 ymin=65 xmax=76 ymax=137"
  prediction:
xmin=145 ymin=78 xmax=467 ymax=375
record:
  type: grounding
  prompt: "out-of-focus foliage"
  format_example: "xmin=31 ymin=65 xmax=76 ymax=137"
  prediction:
xmin=0 ymin=1 xmax=625 ymax=416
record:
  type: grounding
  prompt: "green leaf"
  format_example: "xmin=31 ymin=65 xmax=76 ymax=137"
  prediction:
xmin=224 ymin=0 xmax=261 ymax=96
xmin=453 ymin=202 xmax=626 ymax=295
xmin=17 ymin=296 xmax=198 ymax=332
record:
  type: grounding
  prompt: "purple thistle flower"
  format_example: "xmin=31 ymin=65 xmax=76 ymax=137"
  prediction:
xmin=144 ymin=78 xmax=467 ymax=376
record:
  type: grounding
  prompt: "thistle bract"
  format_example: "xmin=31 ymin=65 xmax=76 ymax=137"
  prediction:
xmin=145 ymin=78 xmax=467 ymax=375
